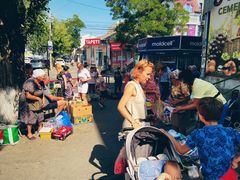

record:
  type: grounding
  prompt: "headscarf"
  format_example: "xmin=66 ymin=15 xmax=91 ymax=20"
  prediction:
xmin=32 ymin=69 xmax=45 ymax=78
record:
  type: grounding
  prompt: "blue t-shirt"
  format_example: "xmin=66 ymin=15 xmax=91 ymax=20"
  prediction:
xmin=186 ymin=124 xmax=240 ymax=180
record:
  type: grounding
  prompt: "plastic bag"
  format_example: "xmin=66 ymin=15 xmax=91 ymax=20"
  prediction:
xmin=55 ymin=111 xmax=72 ymax=128
xmin=114 ymin=147 xmax=127 ymax=174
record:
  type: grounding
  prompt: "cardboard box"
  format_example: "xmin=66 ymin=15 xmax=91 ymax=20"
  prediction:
xmin=39 ymin=127 xmax=53 ymax=139
xmin=72 ymin=114 xmax=94 ymax=125
xmin=70 ymin=104 xmax=92 ymax=116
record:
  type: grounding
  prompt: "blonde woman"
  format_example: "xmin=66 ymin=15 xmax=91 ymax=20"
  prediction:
xmin=77 ymin=62 xmax=91 ymax=103
xmin=118 ymin=59 xmax=154 ymax=129
xmin=55 ymin=63 xmax=67 ymax=97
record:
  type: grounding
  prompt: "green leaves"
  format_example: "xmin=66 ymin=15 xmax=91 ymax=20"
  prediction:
xmin=105 ymin=0 xmax=189 ymax=45
xmin=52 ymin=19 xmax=73 ymax=55
xmin=65 ymin=14 xmax=85 ymax=48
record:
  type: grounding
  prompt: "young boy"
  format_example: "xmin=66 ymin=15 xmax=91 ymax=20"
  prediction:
xmin=161 ymin=97 xmax=240 ymax=180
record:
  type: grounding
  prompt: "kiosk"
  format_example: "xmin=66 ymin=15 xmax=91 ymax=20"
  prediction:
xmin=138 ymin=36 xmax=202 ymax=70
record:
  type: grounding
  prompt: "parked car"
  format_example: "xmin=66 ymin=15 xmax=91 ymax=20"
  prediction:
xmin=62 ymin=55 xmax=71 ymax=63
xmin=55 ymin=58 xmax=65 ymax=66
xmin=31 ymin=59 xmax=49 ymax=69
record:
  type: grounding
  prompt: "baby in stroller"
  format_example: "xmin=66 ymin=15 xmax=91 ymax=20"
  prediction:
xmin=125 ymin=126 xmax=197 ymax=180
xmin=156 ymin=161 xmax=182 ymax=180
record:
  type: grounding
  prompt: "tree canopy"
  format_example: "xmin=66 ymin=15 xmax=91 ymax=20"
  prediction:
xmin=105 ymin=0 xmax=189 ymax=45
xmin=52 ymin=19 xmax=73 ymax=55
xmin=0 ymin=0 xmax=50 ymax=88
xmin=27 ymin=14 xmax=85 ymax=56
xmin=65 ymin=14 xmax=85 ymax=48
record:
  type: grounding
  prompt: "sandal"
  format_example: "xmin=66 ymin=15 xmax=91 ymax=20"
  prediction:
xmin=27 ymin=136 xmax=37 ymax=140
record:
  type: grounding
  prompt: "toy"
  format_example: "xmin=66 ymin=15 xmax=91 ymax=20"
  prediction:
xmin=52 ymin=126 xmax=73 ymax=141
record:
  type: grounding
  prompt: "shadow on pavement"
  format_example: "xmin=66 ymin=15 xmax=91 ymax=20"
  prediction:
xmin=89 ymin=94 xmax=124 ymax=179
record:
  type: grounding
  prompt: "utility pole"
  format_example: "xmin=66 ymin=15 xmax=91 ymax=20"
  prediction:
xmin=48 ymin=13 xmax=53 ymax=70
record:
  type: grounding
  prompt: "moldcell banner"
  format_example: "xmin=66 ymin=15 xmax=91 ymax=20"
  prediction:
xmin=206 ymin=0 xmax=240 ymax=77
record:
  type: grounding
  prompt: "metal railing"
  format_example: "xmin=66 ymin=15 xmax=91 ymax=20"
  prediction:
xmin=212 ymin=73 xmax=240 ymax=96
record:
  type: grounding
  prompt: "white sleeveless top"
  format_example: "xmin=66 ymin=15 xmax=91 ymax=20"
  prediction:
xmin=125 ymin=81 xmax=147 ymax=120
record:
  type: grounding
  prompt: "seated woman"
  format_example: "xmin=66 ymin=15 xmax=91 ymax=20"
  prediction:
xmin=41 ymin=76 xmax=67 ymax=116
xmin=19 ymin=69 xmax=45 ymax=140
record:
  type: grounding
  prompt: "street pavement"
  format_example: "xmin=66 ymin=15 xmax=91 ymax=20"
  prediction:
xmin=0 ymin=65 xmax=124 ymax=180
xmin=0 ymin=98 xmax=124 ymax=180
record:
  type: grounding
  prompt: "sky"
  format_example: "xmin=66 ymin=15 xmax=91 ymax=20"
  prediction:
xmin=48 ymin=0 xmax=116 ymax=37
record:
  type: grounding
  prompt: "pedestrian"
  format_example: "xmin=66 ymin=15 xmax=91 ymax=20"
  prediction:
xmin=114 ymin=67 xmax=123 ymax=95
xmin=40 ymin=76 xmax=67 ymax=116
xmin=123 ymin=70 xmax=131 ymax=88
xmin=173 ymin=69 xmax=227 ymax=125
xmin=96 ymin=71 xmax=108 ymax=108
xmin=168 ymin=69 xmax=191 ymax=135
xmin=19 ymin=69 xmax=45 ymax=140
xmin=63 ymin=65 xmax=73 ymax=99
xmin=188 ymin=65 xmax=200 ymax=78
xmin=118 ymin=59 xmax=154 ymax=129
xmin=25 ymin=63 xmax=33 ymax=79
xmin=161 ymin=97 xmax=240 ymax=180
xmin=88 ymin=66 xmax=98 ymax=95
xmin=77 ymin=62 xmax=91 ymax=103
xmin=55 ymin=63 xmax=67 ymax=97
xmin=158 ymin=65 xmax=171 ymax=101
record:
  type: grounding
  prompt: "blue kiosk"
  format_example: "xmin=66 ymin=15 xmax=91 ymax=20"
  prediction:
xmin=138 ymin=36 xmax=202 ymax=70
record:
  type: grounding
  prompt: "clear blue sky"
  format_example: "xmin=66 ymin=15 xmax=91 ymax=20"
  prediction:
xmin=48 ymin=0 xmax=116 ymax=37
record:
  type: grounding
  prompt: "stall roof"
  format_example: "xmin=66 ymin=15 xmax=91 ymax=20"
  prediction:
xmin=137 ymin=36 xmax=202 ymax=53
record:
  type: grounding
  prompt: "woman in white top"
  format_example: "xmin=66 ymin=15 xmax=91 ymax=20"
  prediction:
xmin=77 ymin=62 xmax=91 ymax=103
xmin=118 ymin=59 xmax=154 ymax=129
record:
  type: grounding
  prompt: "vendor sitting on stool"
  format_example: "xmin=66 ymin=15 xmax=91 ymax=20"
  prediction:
xmin=40 ymin=76 xmax=67 ymax=116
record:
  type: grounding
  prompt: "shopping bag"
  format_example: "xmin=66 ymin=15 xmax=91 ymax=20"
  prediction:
xmin=3 ymin=125 xmax=19 ymax=145
xmin=55 ymin=111 xmax=72 ymax=128
xmin=114 ymin=146 xmax=127 ymax=174
xmin=0 ymin=128 xmax=4 ymax=144
xmin=162 ymin=104 xmax=175 ymax=124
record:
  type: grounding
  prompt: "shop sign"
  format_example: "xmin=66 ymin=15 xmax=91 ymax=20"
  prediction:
xmin=110 ymin=42 xmax=122 ymax=51
xmin=85 ymin=38 xmax=101 ymax=46
xmin=187 ymin=25 xmax=196 ymax=36
xmin=205 ymin=0 xmax=240 ymax=77
xmin=181 ymin=36 xmax=202 ymax=50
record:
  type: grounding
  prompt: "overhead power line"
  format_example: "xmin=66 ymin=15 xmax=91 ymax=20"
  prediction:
xmin=66 ymin=0 xmax=109 ymax=11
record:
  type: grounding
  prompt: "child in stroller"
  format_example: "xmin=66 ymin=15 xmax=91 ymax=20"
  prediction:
xmin=124 ymin=126 xmax=199 ymax=180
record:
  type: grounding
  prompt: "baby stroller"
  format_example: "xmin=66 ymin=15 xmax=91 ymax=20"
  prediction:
xmin=125 ymin=126 xmax=199 ymax=180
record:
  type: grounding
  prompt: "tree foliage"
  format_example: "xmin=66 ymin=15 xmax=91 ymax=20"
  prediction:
xmin=105 ymin=0 xmax=189 ymax=45
xmin=27 ymin=12 xmax=49 ymax=54
xmin=65 ymin=14 xmax=85 ymax=48
xmin=27 ymin=14 xmax=85 ymax=56
xmin=0 ymin=0 xmax=50 ymax=88
xmin=52 ymin=19 xmax=73 ymax=55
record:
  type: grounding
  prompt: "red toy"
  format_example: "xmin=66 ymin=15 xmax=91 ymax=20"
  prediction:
xmin=52 ymin=126 xmax=73 ymax=141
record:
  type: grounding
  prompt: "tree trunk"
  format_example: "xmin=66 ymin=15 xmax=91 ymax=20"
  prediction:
xmin=0 ymin=0 xmax=26 ymax=89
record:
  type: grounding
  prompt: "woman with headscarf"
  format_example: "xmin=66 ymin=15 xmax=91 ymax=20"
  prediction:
xmin=19 ymin=69 xmax=45 ymax=140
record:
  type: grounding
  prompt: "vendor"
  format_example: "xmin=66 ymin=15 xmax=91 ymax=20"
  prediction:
xmin=19 ymin=69 xmax=45 ymax=140
xmin=173 ymin=69 xmax=227 ymax=125
xmin=168 ymin=69 xmax=191 ymax=135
